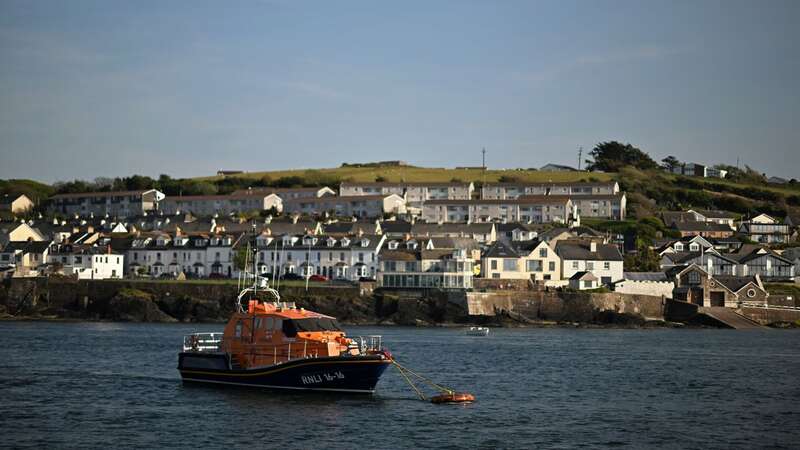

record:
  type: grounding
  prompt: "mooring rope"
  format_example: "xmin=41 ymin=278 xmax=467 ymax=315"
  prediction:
xmin=391 ymin=360 xmax=455 ymax=399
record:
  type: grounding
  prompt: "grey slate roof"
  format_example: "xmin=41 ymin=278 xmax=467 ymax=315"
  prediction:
xmin=623 ymin=272 xmax=670 ymax=282
xmin=483 ymin=241 xmax=519 ymax=259
xmin=555 ymin=241 xmax=623 ymax=261
xmin=714 ymin=275 xmax=760 ymax=293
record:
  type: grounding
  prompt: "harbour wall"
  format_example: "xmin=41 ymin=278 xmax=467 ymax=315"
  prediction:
xmin=2 ymin=277 xmax=667 ymax=326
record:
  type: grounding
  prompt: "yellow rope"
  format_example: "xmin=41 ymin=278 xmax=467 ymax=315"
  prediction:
xmin=391 ymin=360 xmax=455 ymax=395
xmin=394 ymin=364 xmax=426 ymax=400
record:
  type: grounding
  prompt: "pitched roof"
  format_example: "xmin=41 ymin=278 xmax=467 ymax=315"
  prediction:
xmin=379 ymin=220 xmax=413 ymax=234
xmin=714 ymin=275 xmax=761 ymax=293
xmin=482 ymin=241 xmax=519 ymax=259
xmin=555 ymin=241 xmax=623 ymax=261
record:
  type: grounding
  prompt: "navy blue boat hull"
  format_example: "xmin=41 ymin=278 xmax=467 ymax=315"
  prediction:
xmin=178 ymin=353 xmax=391 ymax=393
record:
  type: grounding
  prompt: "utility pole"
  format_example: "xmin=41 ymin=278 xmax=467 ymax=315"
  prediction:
xmin=482 ymin=147 xmax=486 ymax=170
xmin=578 ymin=146 xmax=583 ymax=171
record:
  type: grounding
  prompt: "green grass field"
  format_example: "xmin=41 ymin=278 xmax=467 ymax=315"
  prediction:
xmin=197 ymin=166 xmax=614 ymax=184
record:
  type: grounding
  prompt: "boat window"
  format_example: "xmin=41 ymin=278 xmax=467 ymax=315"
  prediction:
xmin=264 ymin=317 xmax=274 ymax=331
xmin=282 ymin=318 xmax=342 ymax=337
xmin=273 ymin=318 xmax=282 ymax=331
xmin=234 ymin=321 xmax=242 ymax=338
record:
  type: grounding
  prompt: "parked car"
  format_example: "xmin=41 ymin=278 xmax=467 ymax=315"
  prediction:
xmin=309 ymin=274 xmax=328 ymax=282
xmin=280 ymin=273 xmax=304 ymax=281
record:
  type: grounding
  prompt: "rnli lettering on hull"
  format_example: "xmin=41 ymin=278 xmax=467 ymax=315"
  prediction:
xmin=301 ymin=371 xmax=345 ymax=385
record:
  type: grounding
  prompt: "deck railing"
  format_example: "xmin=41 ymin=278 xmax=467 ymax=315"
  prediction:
xmin=182 ymin=332 xmax=223 ymax=352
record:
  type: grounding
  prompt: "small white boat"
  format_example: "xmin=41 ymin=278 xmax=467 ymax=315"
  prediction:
xmin=465 ymin=326 xmax=489 ymax=336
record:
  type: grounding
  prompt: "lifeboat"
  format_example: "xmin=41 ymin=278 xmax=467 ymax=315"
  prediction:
xmin=177 ymin=236 xmax=392 ymax=394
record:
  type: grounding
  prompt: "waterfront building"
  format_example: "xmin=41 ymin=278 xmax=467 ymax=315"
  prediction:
xmin=481 ymin=239 xmax=561 ymax=282
xmin=377 ymin=248 xmax=474 ymax=289
xmin=124 ymin=232 xmax=239 ymax=278
xmin=0 ymin=194 xmax=35 ymax=215
xmin=0 ymin=240 xmax=52 ymax=277
xmin=48 ymin=189 xmax=164 ymax=218
xmin=47 ymin=244 xmax=124 ymax=279
xmin=254 ymin=233 xmax=386 ymax=281
xmin=555 ymin=240 xmax=624 ymax=286
xmin=671 ymin=264 xmax=767 ymax=307
xmin=282 ymin=194 xmax=406 ymax=218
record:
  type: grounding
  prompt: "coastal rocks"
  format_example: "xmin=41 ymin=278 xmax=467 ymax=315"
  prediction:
xmin=155 ymin=294 xmax=228 ymax=323
xmin=106 ymin=288 xmax=177 ymax=323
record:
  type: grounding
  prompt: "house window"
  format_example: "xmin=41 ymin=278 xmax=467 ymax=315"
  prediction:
xmin=539 ymin=248 xmax=547 ymax=258
xmin=526 ymin=260 xmax=542 ymax=272
xmin=549 ymin=261 xmax=555 ymax=271
xmin=491 ymin=260 xmax=498 ymax=270
xmin=688 ymin=272 xmax=701 ymax=285
xmin=603 ymin=262 xmax=610 ymax=270
xmin=586 ymin=262 xmax=594 ymax=270
xmin=503 ymin=259 xmax=517 ymax=271
xmin=572 ymin=261 xmax=578 ymax=269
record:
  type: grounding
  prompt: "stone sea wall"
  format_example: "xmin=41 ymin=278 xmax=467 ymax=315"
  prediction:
xmin=1 ymin=277 xmax=668 ymax=326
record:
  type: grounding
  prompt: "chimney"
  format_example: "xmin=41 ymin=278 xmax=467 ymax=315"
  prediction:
xmin=590 ymin=241 xmax=597 ymax=253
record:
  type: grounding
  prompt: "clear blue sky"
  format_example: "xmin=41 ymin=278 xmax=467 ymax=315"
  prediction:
xmin=1 ymin=0 xmax=798 ymax=182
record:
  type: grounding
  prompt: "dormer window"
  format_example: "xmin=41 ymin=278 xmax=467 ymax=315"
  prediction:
xmin=361 ymin=239 xmax=370 ymax=247
xmin=340 ymin=237 xmax=350 ymax=247
xmin=674 ymin=243 xmax=684 ymax=251
xmin=388 ymin=241 xmax=399 ymax=250
xmin=222 ymin=237 xmax=231 ymax=246
xmin=689 ymin=244 xmax=699 ymax=251
xmin=406 ymin=241 xmax=418 ymax=250
xmin=326 ymin=237 xmax=336 ymax=247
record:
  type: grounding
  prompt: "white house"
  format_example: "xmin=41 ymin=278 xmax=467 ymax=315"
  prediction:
xmin=555 ymin=240 xmax=624 ymax=285
xmin=48 ymin=244 xmax=124 ymax=279
xmin=255 ymin=233 xmax=387 ymax=281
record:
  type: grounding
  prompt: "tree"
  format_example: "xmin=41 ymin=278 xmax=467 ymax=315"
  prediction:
xmin=585 ymin=141 xmax=658 ymax=172
xmin=375 ymin=175 xmax=388 ymax=182
xmin=624 ymin=244 xmax=661 ymax=272
xmin=661 ymin=156 xmax=680 ymax=172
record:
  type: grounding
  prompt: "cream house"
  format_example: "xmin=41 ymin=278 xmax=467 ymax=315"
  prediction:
xmin=481 ymin=239 xmax=561 ymax=282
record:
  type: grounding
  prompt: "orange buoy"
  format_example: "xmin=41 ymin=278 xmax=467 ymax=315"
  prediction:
xmin=430 ymin=392 xmax=475 ymax=404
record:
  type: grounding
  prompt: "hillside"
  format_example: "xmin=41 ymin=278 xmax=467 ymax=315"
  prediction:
xmin=197 ymin=166 xmax=614 ymax=184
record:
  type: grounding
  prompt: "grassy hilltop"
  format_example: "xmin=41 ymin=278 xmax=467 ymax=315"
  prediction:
xmin=197 ymin=165 xmax=614 ymax=184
